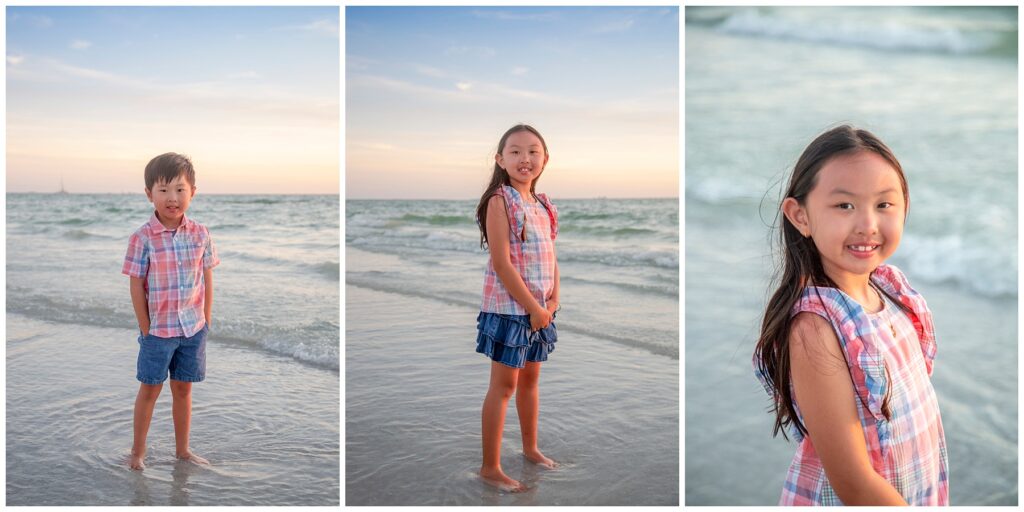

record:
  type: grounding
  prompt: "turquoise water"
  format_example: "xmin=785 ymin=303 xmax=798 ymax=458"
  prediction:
xmin=685 ymin=6 xmax=1017 ymax=505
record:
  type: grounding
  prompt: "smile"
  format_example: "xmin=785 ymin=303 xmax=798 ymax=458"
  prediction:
xmin=847 ymin=244 xmax=881 ymax=258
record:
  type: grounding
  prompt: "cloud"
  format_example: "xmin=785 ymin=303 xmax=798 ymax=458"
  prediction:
xmin=226 ymin=70 xmax=261 ymax=80
xmin=7 ymin=55 xmax=25 ymax=66
xmin=455 ymin=82 xmax=473 ymax=91
xmin=511 ymin=66 xmax=529 ymax=76
xmin=414 ymin=64 xmax=446 ymax=78
xmin=10 ymin=57 xmax=337 ymax=123
xmin=444 ymin=45 xmax=496 ymax=59
xmin=70 ymin=40 xmax=92 ymax=50
xmin=593 ymin=18 xmax=636 ymax=34
xmin=470 ymin=10 xmax=559 ymax=22
xmin=274 ymin=18 xmax=339 ymax=38
xmin=12 ymin=13 xmax=54 ymax=29
xmin=351 ymin=141 xmax=396 ymax=151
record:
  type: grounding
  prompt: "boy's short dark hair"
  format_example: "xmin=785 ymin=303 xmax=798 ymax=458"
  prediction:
xmin=145 ymin=153 xmax=195 ymax=190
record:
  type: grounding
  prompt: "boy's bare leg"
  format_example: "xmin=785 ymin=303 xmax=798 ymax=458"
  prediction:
xmin=516 ymin=361 xmax=557 ymax=468
xmin=480 ymin=361 xmax=526 ymax=492
xmin=131 ymin=383 xmax=163 ymax=470
xmin=170 ymin=380 xmax=208 ymax=465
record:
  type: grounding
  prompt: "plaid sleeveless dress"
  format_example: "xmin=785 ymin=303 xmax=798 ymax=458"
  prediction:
xmin=475 ymin=185 xmax=559 ymax=368
xmin=755 ymin=264 xmax=949 ymax=505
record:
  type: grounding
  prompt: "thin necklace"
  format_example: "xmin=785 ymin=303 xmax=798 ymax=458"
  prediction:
xmin=872 ymin=284 xmax=898 ymax=338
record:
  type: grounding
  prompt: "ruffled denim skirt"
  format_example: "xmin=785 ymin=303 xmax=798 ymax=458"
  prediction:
xmin=475 ymin=311 xmax=558 ymax=369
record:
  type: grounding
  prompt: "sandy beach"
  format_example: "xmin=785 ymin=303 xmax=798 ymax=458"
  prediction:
xmin=345 ymin=284 xmax=679 ymax=506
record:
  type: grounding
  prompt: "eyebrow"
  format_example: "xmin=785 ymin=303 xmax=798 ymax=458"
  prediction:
xmin=507 ymin=144 xmax=542 ymax=149
xmin=828 ymin=187 xmax=899 ymax=196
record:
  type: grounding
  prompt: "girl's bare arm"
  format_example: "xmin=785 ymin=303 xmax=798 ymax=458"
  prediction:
xmin=546 ymin=253 xmax=559 ymax=313
xmin=789 ymin=312 xmax=908 ymax=506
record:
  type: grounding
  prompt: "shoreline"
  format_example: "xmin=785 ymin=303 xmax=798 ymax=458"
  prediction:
xmin=346 ymin=284 xmax=679 ymax=506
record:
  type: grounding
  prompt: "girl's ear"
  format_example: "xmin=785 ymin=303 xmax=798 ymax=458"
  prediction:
xmin=495 ymin=152 xmax=504 ymax=170
xmin=781 ymin=197 xmax=810 ymax=238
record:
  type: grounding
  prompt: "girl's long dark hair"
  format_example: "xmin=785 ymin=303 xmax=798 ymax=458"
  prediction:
xmin=475 ymin=124 xmax=549 ymax=249
xmin=755 ymin=125 xmax=911 ymax=440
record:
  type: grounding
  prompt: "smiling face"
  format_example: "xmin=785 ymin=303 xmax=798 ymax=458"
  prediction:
xmin=146 ymin=173 xmax=195 ymax=229
xmin=495 ymin=130 xmax=548 ymax=194
xmin=782 ymin=151 xmax=907 ymax=289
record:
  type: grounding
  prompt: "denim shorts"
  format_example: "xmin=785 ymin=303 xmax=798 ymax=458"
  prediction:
xmin=136 ymin=324 xmax=208 ymax=385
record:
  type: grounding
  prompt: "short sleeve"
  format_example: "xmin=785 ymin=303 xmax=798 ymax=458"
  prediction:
xmin=873 ymin=264 xmax=936 ymax=375
xmin=499 ymin=186 xmax=526 ymax=242
xmin=122 ymin=232 xmax=149 ymax=278
xmin=537 ymin=193 xmax=558 ymax=240
xmin=202 ymin=229 xmax=220 ymax=270
xmin=794 ymin=288 xmax=890 ymax=424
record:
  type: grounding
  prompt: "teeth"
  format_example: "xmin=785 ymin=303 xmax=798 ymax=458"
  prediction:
xmin=849 ymin=245 xmax=877 ymax=251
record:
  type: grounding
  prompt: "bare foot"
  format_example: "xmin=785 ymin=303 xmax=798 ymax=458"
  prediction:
xmin=129 ymin=452 xmax=146 ymax=471
xmin=479 ymin=466 xmax=526 ymax=492
xmin=176 ymin=450 xmax=210 ymax=465
xmin=523 ymin=449 xmax=558 ymax=469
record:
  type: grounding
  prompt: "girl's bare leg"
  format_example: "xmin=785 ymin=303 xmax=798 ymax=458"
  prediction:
xmin=170 ymin=380 xmax=209 ymax=465
xmin=517 ymin=361 xmax=557 ymax=468
xmin=130 ymin=383 xmax=163 ymax=470
xmin=480 ymin=361 xmax=525 ymax=491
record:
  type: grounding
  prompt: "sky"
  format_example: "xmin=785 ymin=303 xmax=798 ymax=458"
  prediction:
xmin=346 ymin=7 xmax=679 ymax=199
xmin=6 ymin=7 xmax=339 ymax=194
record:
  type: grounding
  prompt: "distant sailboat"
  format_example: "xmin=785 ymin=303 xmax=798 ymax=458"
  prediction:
xmin=58 ymin=176 xmax=69 ymax=194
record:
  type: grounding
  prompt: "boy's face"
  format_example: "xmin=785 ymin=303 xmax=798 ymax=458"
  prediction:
xmin=146 ymin=174 xmax=196 ymax=228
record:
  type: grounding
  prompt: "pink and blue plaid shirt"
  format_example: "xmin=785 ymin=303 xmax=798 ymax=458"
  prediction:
xmin=755 ymin=264 xmax=948 ymax=506
xmin=480 ymin=185 xmax=558 ymax=315
xmin=122 ymin=212 xmax=219 ymax=338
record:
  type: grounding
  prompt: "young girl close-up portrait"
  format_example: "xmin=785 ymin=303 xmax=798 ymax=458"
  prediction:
xmin=754 ymin=126 xmax=947 ymax=505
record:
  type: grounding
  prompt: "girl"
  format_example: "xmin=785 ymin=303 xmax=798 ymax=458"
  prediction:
xmin=753 ymin=125 xmax=948 ymax=505
xmin=475 ymin=124 xmax=560 ymax=492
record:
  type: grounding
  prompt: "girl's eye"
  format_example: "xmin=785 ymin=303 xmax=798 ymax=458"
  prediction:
xmin=878 ymin=202 xmax=894 ymax=209
xmin=836 ymin=203 xmax=854 ymax=210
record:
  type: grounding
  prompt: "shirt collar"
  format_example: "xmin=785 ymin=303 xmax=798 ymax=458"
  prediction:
xmin=147 ymin=211 xmax=192 ymax=234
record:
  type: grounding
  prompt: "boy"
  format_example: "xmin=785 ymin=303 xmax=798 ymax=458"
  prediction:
xmin=122 ymin=153 xmax=219 ymax=470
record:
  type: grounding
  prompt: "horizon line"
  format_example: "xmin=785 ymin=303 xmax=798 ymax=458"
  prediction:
xmin=6 ymin=191 xmax=340 ymax=196
xmin=346 ymin=196 xmax=680 ymax=201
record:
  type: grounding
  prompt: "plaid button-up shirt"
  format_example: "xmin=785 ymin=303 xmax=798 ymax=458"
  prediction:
xmin=122 ymin=212 xmax=219 ymax=338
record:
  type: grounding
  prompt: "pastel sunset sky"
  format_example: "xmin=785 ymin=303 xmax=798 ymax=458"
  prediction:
xmin=6 ymin=6 xmax=339 ymax=194
xmin=346 ymin=7 xmax=679 ymax=199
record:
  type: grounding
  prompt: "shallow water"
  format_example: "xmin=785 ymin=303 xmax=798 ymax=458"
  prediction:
xmin=346 ymin=198 xmax=679 ymax=358
xmin=6 ymin=315 xmax=339 ymax=506
xmin=345 ymin=284 xmax=678 ymax=506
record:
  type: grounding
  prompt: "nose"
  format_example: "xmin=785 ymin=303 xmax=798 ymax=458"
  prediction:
xmin=855 ymin=209 xmax=879 ymax=235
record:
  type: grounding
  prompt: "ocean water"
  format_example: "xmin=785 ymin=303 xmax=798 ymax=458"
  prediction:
xmin=7 ymin=193 xmax=340 ymax=369
xmin=345 ymin=197 xmax=679 ymax=505
xmin=347 ymin=198 xmax=679 ymax=358
xmin=685 ymin=7 xmax=1017 ymax=506
xmin=6 ymin=193 xmax=340 ymax=505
